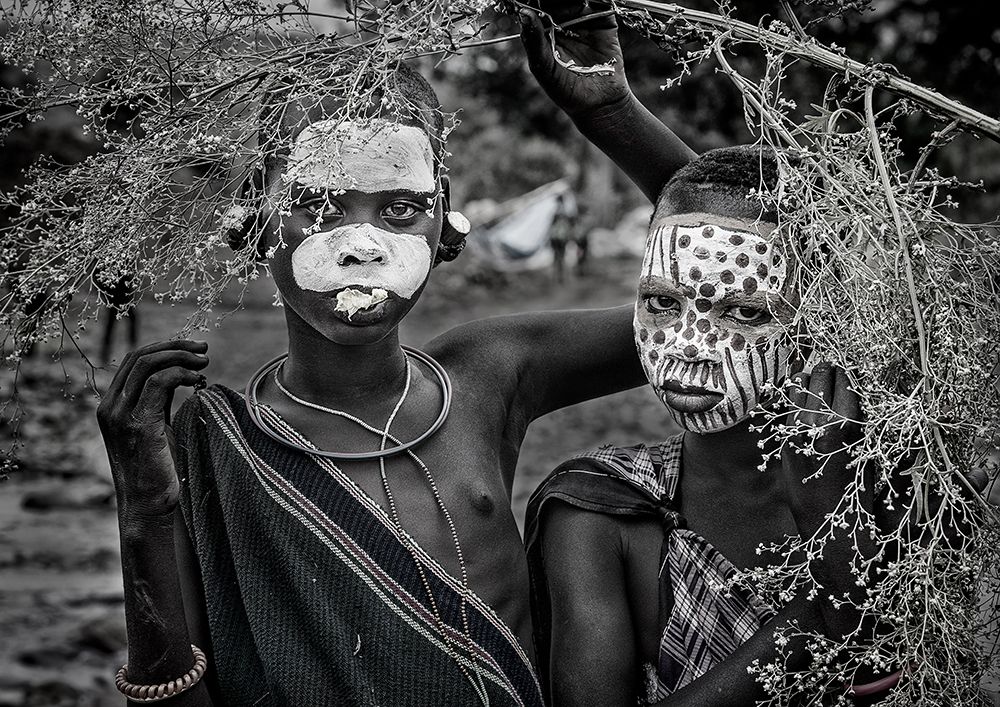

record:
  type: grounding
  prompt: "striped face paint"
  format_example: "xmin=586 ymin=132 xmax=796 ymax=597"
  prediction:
xmin=634 ymin=213 xmax=795 ymax=433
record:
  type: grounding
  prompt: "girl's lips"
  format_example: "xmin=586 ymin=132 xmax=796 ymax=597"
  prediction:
xmin=660 ymin=381 xmax=724 ymax=413
xmin=324 ymin=286 xmax=391 ymax=326
xmin=330 ymin=298 xmax=388 ymax=326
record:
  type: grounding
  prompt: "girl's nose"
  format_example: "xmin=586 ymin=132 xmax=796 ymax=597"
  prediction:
xmin=336 ymin=244 xmax=387 ymax=266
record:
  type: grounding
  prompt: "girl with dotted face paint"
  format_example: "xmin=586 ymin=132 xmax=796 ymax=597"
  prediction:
xmin=634 ymin=213 xmax=796 ymax=433
xmin=521 ymin=12 xmax=994 ymax=706
xmin=527 ymin=147 xmax=872 ymax=707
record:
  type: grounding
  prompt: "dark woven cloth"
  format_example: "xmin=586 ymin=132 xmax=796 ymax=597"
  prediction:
xmin=524 ymin=435 xmax=774 ymax=704
xmin=175 ymin=385 xmax=543 ymax=707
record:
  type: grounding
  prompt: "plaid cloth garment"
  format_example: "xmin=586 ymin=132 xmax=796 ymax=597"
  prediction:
xmin=525 ymin=435 xmax=774 ymax=703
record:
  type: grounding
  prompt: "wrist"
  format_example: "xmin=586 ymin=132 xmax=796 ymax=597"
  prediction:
xmin=118 ymin=502 xmax=179 ymax=540
xmin=114 ymin=476 xmax=181 ymax=525
xmin=567 ymin=89 xmax=637 ymax=129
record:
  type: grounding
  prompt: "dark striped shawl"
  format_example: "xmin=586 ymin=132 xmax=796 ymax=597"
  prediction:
xmin=525 ymin=435 xmax=774 ymax=704
xmin=175 ymin=385 xmax=542 ymax=706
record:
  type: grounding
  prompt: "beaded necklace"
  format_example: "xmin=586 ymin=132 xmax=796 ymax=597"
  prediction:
xmin=245 ymin=347 xmax=488 ymax=701
xmin=244 ymin=346 xmax=452 ymax=460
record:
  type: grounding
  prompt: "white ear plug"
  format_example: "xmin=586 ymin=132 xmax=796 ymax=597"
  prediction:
xmin=445 ymin=211 xmax=471 ymax=236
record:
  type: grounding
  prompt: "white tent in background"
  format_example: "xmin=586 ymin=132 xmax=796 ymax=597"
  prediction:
xmin=465 ymin=180 xmax=571 ymax=272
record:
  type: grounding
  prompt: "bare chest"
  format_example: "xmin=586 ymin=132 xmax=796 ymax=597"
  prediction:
xmin=290 ymin=409 xmax=532 ymax=654
xmin=679 ymin=468 xmax=796 ymax=569
xmin=254 ymin=364 xmax=532 ymax=649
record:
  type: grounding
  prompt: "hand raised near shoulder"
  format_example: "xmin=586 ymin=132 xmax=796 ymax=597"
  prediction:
xmin=519 ymin=0 xmax=630 ymax=120
xmin=781 ymin=363 xmax=992 ymax=632
xmin=781 ymin=363 xmax=868 ymax=544
xmin=97 ymin=340 xmax=208 ymax=520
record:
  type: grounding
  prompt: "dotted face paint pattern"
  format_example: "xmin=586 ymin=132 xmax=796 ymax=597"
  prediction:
xmin=634 ymin=219 xmax=794 ymax=433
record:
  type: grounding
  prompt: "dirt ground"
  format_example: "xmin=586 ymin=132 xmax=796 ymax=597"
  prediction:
xmin=0 ymin=255 xmax=682 ymax=705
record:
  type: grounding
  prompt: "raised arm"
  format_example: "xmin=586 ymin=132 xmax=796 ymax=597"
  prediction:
xmin=520 ymin=0 xmax=695 ymax=202
xmin=430 ymin=304 xmax=645 ymax=422
xmin=97 ymin=340 xmax=215 ymax=706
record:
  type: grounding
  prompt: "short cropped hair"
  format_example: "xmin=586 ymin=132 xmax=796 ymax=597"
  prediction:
xmin=654 ymin=145 xmax=785 ymax=224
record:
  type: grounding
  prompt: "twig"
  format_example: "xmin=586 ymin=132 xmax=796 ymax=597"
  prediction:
xmin=864 ymin=87 xmax=996 ymax=515
xmin=410 ymin=8 xmax=619 ymax=59
xmin=864 ymin=86 xmax=927 ymax=380
xmin=906 ymin=118 xmax=960 ymax=192
xmin=614 ymin=0 xmax=1000 ymax=143
xmin=780 ymin=0 xmax=809 ymax=42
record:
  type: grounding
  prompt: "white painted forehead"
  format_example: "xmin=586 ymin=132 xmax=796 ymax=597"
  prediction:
xmin=283 ymin=118 xmax=436 ymax=194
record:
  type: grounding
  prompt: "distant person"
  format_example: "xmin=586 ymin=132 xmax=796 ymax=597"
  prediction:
xmin=549 ymin=190 xmax=577 ymax=282
xmin=572 ymin=214 xmax=589 ymax=276
xmin=96 ymin=274 xmax=139 ymax=364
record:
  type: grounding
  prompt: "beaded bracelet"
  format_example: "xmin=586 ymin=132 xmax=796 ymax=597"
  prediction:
xmin=115 ymin=644 xmax=207 ymax=702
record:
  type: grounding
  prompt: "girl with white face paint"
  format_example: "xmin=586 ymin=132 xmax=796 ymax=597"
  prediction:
xmin=268 ymin=117 xmax=443 ymax=336
xmin=96 ymin=53 xmax=699 ymax=706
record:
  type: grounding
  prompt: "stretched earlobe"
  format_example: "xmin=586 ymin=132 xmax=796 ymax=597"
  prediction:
xmin=444 ymin=211 xmax=470 ymax=242
xmin=434 ymin=210 xmax=471 ymax=266
xmin=223 ymin=168 xmax=267 ymax=260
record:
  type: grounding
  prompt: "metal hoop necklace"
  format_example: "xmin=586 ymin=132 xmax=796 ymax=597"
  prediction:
xmin=254 ymin=348 xmax=486 ymax=700
xmin=243 ymin=345 xmax=452 ymax=460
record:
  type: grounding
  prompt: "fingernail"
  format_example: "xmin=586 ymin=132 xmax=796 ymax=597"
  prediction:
xmin=195 ymin=375 xmax=207 ymax=391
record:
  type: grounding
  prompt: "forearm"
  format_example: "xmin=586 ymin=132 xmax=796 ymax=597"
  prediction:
xmin=118 ymin=511 xmax=212 ymax=706
xmin=655 ymin=592 xmax=822 ymax=706
xmin=569 ymin=92 xmax=695 ymax=203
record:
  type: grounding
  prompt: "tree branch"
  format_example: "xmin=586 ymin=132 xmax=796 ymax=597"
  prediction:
xmin=615 ymin=0 xmax=1000 ymax=143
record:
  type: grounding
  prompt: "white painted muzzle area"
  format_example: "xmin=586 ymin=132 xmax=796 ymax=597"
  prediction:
xmin=284 ymin=119 xmax=436 ymax=194
xmin=290 ymin=222 xmax=432 ymax=299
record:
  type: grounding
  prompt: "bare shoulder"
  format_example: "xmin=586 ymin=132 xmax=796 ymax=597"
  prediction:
xmin=423 ymin=314 xmax=536 ymax=389
xmin=424 ymin=305 xmax=636 ymax=406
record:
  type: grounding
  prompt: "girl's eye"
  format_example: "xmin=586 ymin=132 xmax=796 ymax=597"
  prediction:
xmin=383 ymin=202 xmax=420 ymax=220
xmin=725 ymin=305 xmax=771 ymax=325
xmin=302 ymin=200 xmax=342 ymax=220
xmin=645 ymin=296 xmax=680 ymax=315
